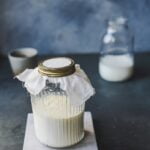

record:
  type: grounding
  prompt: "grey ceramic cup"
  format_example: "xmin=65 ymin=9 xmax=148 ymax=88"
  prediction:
xmin=8 ymin=48 xmax=38 ymax=75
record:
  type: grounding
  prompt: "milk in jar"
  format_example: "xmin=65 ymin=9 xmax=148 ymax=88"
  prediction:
xmin=99 ymin=54 xmax=134 ymax=82
xmin=31 ymin=93 xmax=85 ymax=148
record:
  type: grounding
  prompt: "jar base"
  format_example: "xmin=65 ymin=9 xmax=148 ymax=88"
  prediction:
xmin=37 ymin=132 xmax=85 ymax=149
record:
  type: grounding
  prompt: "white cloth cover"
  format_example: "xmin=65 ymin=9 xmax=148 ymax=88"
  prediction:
xmin=16 ymin=65 xmax=95 ymax=105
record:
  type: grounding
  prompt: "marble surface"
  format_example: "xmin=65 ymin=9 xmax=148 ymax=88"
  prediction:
xmin=23 ymin=112 xmax=98 ymax=150
xmin=0 ymin=53 xmax=150 ymax=150
xmin=0 ymin=0 xmax=150 ymax=55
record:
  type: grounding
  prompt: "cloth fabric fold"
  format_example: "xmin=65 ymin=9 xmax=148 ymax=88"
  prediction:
xmin=16 ymin=65 xmax=95 ymax=105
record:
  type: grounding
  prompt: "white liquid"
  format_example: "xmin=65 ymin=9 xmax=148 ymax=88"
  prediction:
xmin=31 ymin=94 xmax=84 ymax=148
xmin=99 ymin=54 xmax=134 ymax=82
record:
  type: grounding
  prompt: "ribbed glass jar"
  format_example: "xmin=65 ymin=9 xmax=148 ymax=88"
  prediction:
xmin=30 ymin=58 xmax=85 ymax=148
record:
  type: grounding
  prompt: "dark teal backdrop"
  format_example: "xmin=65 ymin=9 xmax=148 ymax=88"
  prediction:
xmin=0 ymin=0 xmax=150 ymax=55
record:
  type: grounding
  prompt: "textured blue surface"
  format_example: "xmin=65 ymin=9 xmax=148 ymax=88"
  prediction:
xmin=0 ymin=0 xmax=150 ymax=55
xmin=1 ymin=53 xmax=150 ymax=150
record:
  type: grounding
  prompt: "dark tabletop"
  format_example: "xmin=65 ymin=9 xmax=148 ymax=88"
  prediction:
xmin=0 ymin=53 xmax=150 ymax=150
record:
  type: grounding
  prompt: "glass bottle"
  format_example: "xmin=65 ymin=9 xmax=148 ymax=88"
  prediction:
xmin=99 ymin=17 xmax=134 ymax=82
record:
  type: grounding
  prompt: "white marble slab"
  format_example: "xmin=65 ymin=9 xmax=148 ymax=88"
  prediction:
xmin=23 ymin=112 xmax=98 ymax=150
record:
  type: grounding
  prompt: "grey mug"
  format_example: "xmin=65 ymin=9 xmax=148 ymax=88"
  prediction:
xmin=8 ymin=48 xmax=38 ymax=76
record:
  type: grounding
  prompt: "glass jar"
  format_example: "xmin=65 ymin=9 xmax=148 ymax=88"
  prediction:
xmin=99 ymin=17 xmax=134 ymax=82
xmin=31 ymin=58 xmax=85 ymax=148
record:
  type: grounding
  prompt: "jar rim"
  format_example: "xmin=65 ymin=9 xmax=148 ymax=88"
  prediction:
xmin=38 ymin=57 xmax=76 ymax=77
